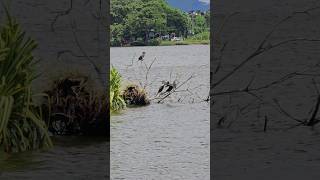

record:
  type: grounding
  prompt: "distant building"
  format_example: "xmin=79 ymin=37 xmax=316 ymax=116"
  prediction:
xmin=161 ymin=34 xmax=170 ymax=40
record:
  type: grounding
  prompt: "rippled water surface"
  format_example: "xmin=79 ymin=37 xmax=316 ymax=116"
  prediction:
xmin=0 ymin=137 xmax=108 ymax=179
xmin=111 ymin=45 xmax=210 ymax=179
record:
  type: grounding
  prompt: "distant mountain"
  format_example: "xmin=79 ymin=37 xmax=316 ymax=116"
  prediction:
xmin=166 ymin=0 xmax=210 ymax=12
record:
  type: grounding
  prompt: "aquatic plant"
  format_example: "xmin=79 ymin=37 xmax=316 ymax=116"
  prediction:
xmin=122 ymin=84 xmax=150 ymax=106
xmin=42 ymin=75 xmax=109 ymax=136
xmin=0 ymin=9 xmax=52 ymax=152
xmin=110 ymin=67 xmax=126 ymax=112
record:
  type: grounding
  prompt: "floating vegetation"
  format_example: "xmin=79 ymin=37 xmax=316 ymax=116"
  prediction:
xmin=122 ymin=84 xmax=150 ymax=106
xmin=42 ymin=75 xmax=109 ymax=136
xmin=0 ymin=9 xmax=52 ymax=153
xmin=110 ymin=67 xmax=126 ymax=112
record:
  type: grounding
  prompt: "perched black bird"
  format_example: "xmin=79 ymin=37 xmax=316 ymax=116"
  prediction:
xmin=138 ymin=52 xmax=146 ymax=61
xmin=157 ymin=85 xmax=165 ymax=94
xmin=166 ymin=84 xmax=174 ymax=92
xmin=156 ymin=81 xmax=169 ymax=96
xmin=165 ymin=80 xmax=177 ymax=93
xmin=163 ymin=81 xmax=170 ymax=86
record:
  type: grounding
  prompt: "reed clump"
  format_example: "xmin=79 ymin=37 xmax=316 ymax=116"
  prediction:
xmin=42 ymin=75 xmax=109 ymax=136
xmin=122 ymin=84 xmax=150 ymax=106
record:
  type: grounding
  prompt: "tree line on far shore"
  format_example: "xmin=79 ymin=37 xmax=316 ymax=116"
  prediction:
xmin=111 ymin=0 xmax=210 ymax=46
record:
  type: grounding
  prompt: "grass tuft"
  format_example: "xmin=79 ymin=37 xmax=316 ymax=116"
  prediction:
xmin=110 ymin=67 xmax=126 ymax=112
xmin=0 ymin=8 xmax=52 ymax=153
xmin=42 ymin=75 xmax=109 ymax=136
xmin=122 ymin=84 xmax=150 ymax=106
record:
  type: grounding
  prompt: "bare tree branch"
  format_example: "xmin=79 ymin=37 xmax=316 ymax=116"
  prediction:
xmin=213 ymin=6 xmax=320 ymax=89
xmin=273 ymin=99 xmax=304 ymax=123
xmin=70 ymin=20 xmax=103 ymax=85
xmin=213 ymin=38 xmax=320 ymax=89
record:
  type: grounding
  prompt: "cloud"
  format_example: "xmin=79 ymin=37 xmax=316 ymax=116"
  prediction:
xmin=199 ymin=0 xmax=210 ymax=4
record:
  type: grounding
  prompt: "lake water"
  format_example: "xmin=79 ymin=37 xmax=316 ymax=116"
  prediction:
xmin=0 ymin=137 xmax=109 ymax=179
xmin=111 ymin=45 xmax=210 ymax=179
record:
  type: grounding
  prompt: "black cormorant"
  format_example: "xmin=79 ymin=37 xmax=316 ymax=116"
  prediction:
xmin=156 ymin=81 xmax=170 ymax=95
xmin=138 ymin=52 xmax=146 ymax=61
xmin=165 ymin=80 xmax=177 ymax=93
xmin=157 ymin=85 xmax=165 ymax=94
xmin=166 ymin=84 xmax=174 ymax=92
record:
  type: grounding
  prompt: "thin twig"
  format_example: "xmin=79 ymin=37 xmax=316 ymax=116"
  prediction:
xmin=144 ymin=57 xmax=157 ymax=89
xmin=273 ymin=99 xmax=304 ymax=123
xmin=264 ymin=115 xmax=268 ymax=132
xmin=70 ymin=20 xmax=103 ymax=85
xmin=307 ymin=95 xmax=320 ymax=126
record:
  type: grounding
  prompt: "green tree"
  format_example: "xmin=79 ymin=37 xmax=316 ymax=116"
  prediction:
xmin=193 ymin=15 xmax=207 ymax=34
xmin=125 ymin=0 xmax=167 ymax=43
xmin=110 ymin=0 xmax=201 ymax=46
xmin=110 ymin=0 xmax=132 ymax=24
xmin=110 ymin=24 xmax=124 ymax=46
xmin=204 ymin=11 xmax=210 ymax=28
xmin=166 ymin=8 xmax=190 ymax=37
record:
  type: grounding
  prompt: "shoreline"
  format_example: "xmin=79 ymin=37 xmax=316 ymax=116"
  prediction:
xmin=111 ymin=41 xmax=210 ymax=48
xmin=160 ymin=40 xmax=210 ymax=46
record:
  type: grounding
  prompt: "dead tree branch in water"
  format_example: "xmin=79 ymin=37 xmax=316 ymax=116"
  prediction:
xmin=273 ymin=99 xmax=304 ymax=123
xmin=124 ymin=54 xmax=202 ymax=104
xmin=212 ymin=7 xmax=320 ymax=130
xmin=214 ymin=12 xmax=240 ymax=46
xmin=70 ymin=20 xmax=104 ymax=85
xmin=213 ymin=67 xmax=320 ymax=96
xmin=123 ymin=53 xmax=158 ymax=89
xmin=307 ymin=95 xmax=320 ymax=126
xmin=213 ymin=12 xmax=239 ymax=76
xmin=213 ymin=7 xmax=320 ymax=89
xmin=213 ymin=37 xmax=320 ymax=89
xmin=154 ymin=75 xmax=194 ymax=103
xmin=143 ymin=57 xmax=157 ymax=89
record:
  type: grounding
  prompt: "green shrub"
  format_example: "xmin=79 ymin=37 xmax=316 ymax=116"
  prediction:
xmin=110 ymin=67 xmax=126 ymax=112
xmin=147 ymin=38 xmax=161 ymax=46
xmin=189 ymin=31 xmax=210 ymax=41
xmin=0 ymin=8 xmax=52 ymax=152
xmin=130 ymin=41 xmax=146 ymax=46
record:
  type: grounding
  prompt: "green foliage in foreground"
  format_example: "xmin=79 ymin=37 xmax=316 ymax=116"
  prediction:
xmin=110 ymin=67 xmax=126 ymax=112
xmin=0 ymin=9 xmax=52 ymax=153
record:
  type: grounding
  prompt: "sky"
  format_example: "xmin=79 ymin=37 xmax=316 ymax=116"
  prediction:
xmin=199 ymin=0 xmax=210 ymax=4
xmin=167 ymin=0 xmax=210 ymax=11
